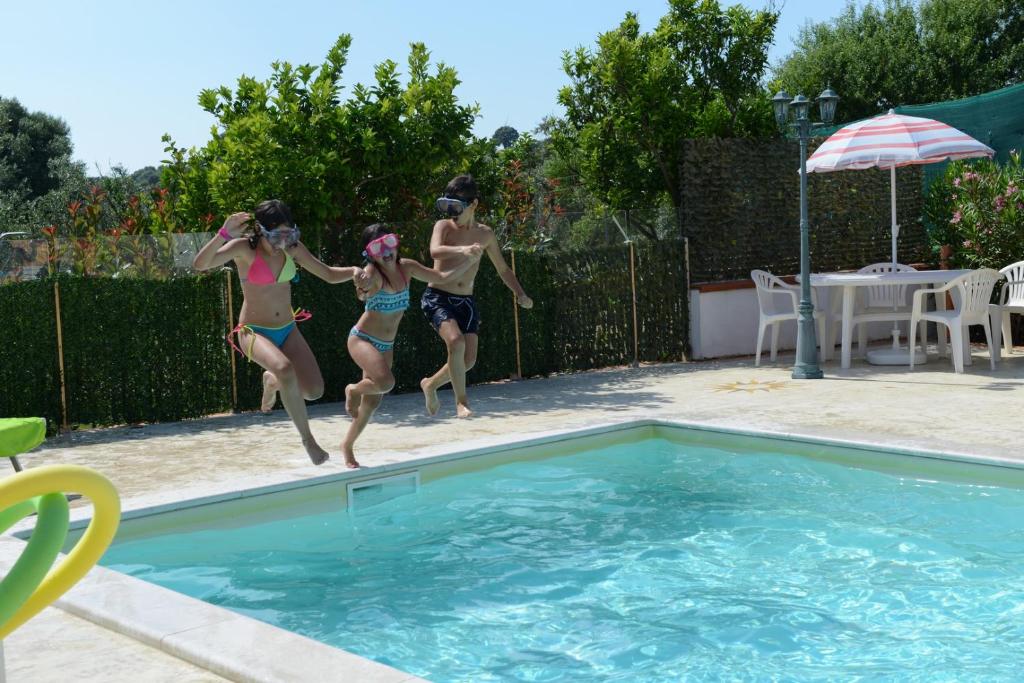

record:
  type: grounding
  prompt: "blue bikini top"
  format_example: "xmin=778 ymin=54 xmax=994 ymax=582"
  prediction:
xmin=365 ymin=287 xmax=410 ymax=313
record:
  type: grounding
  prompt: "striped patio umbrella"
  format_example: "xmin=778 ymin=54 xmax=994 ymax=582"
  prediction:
xmin=806 ymin=111 xmax=994 ymax=365
xmin=806 ymin=110 xmax=994 ymax=264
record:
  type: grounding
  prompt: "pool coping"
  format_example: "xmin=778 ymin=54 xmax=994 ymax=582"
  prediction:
xmin=2 ymin=416 xmax=1016 ymax=682
xmin=20 ymin=416 xmax=1023 ymax=535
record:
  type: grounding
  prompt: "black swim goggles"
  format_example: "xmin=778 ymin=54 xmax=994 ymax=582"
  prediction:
xmin=435 ymin=196 xmax=475 ymax=217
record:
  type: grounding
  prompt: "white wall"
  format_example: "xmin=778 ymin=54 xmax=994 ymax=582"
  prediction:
xmin=689 ymin=286 xmax=903 ymax=360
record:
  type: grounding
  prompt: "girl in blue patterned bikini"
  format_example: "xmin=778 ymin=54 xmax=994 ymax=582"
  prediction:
xmin=341 ymin=224 xmax=481 ymax=468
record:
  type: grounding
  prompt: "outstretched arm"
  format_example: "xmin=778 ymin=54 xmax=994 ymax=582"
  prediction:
xmin=193 ymin=212 xmax=249 ymax=271
xmin=429 ymin=220 xmax=480 ymax=260
xmin=485 ymin=236 xmax=533 ymax=308
xmin=402 ymin=251 xmax=481 ymax=283
xmin=288 ymin=243 xmax=364 ymax=284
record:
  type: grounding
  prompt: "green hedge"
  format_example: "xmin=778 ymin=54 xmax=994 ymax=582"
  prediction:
xmin=1 ymin=242 xmax=689 ymax=430
xmin=0 ymin=279 xmax=60 ymax=422
xmin=57 ymin=275 xmax=232 ymax=424
xmin=681 ymin=138 xmax=930 ymax=282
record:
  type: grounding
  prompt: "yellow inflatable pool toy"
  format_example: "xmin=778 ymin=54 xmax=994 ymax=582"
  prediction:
xmin=0 ymin=465 xmax=120 ymax=639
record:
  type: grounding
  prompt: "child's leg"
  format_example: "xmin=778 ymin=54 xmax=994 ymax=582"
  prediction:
xmin=346 ymin=336 xmax=395 ymax=418
xmin=238 ymin=329 xmax=328 ymax=466
xmin=423 ymin=321 xmax=472 ymax=417
xmin=424 ymin=334 xmax=480 ymax=389
xmin=341 ymin=350 xmax=393 ymax=469
xmin=340 ymin=393 xmax=382 ymax=469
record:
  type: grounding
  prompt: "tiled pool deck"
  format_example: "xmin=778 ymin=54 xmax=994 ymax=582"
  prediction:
xmin=4 ymin=346 xmax=1023 ymax=681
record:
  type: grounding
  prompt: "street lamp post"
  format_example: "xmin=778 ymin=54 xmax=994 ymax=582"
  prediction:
xmin=772 ymin=86 xmax=839 ymax=380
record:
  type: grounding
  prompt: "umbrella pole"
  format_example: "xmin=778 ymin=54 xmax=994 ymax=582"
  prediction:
xmin=890 ymin=166 xmax=898 ymax=266
xmin=890 ymin=165 xmax=900 ymax=350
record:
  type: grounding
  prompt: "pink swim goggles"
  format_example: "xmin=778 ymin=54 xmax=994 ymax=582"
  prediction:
xmin=364 ymin=233 xmax=400 ymax=259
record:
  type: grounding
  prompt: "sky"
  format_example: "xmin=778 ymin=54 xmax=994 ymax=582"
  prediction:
xmin=1 ymin=0 xmax=852 ymax=173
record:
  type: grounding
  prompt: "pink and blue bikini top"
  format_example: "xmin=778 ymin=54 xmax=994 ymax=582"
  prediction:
xmin=243 ymin=250 xmax=298 ymax=286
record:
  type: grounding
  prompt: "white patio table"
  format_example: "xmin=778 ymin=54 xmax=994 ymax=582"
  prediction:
xmin=800 ymin=269 xmax=977 ymax=369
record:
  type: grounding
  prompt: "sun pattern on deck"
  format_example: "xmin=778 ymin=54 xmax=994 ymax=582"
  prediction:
xmin=712 ymin=379 xmax=790 ymax=393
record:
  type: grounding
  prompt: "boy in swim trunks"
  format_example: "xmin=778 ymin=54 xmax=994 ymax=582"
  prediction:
xmin=420 ymin=174 xmax=533 ymax=418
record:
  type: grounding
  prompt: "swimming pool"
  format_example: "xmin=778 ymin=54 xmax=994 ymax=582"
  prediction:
xmin=98 ymin=424 xmax=1024 ymax=681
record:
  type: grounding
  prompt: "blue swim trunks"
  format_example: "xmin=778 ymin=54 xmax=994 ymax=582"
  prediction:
xmin=420 ymin=287 xmax=480 ymax=335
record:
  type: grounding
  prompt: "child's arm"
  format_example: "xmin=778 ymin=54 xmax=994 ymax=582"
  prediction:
xmin=429 ymin=219 xmax=483 ymax=260
xmin=288 ymin=243 xmax=364 ymax=284
xmin=402 ymin=250 xmax=481 ymax=283
xmin=354 ymin=264 xmax=381 ymax=301
xmin=483 ymin=232 xmax=533 ymax=308
xmin=193 ymin=212 xmax=249 ymax=271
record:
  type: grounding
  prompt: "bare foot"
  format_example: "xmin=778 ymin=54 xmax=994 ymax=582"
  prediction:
xmin=303 ymin=439 xmax=330 ymax=466
xmin=456 ymin=402 xmax=473 ymax=418
xmin=345 ymin=384 xmax=362 ymax=419
xmin=420 ymin=378 xmax=439 ymax=416
xmin=261 ymin=371 xmax=278 ymax=413
xmin=341 ymin=443 xmax=361 ymax=469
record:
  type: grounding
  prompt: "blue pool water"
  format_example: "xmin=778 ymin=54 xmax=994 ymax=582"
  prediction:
xmin=103 ymin=438 xmax=1024 ymax=681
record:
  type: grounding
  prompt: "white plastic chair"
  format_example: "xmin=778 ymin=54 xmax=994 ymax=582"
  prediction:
xmin=752 ymin=270 xmax=828 ymax=366
xmin=908 ymin=269 xmax=1000 ymax=372
xmin=852 ymin=262 xmax=925 ymax=356
xmin=993 ymin=261 xmax=1024 ymax=355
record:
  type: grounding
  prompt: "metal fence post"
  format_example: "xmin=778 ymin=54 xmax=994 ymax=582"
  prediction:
xmin=53 ymin=280 xmax=70 ymax=431
xmin=224 ymin=268 xmax=238 ymax=411
xmin=510 ymin=250 xmax=523 ymax=380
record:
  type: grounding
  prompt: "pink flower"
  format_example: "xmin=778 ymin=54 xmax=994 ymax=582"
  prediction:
xmin=1006 ymin=184 xmax=1019 ymax=197
xmin=950 ymin=211 xmax=962 ymax=224
xmin=995 ymin=195 xmax=1006 ymax=212
xmin=953 ymin=177 xmax=961 ymax=187
xmin=963 ymin=240 xmax=973 ymax=248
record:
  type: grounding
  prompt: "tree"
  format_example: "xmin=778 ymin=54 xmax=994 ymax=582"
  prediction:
xmin=130 ymin=166 xmax=161 ymax=189
xmin=0 ymin=97 xmax=91 ymax=234
xmin=162 ymin=35 xmax=480 ymax=257
xmin=920 ymin=0 xmax=1024 ymax=101
xmin=553 ymin=0 xmax=778 ymax=237
xmin=0 ymin=97 xmax=76 ymax=199
xmin=773 ymin=0 xmax=1024 ymax=123
xmin=491 ymin=125 xmax=520 ymax=148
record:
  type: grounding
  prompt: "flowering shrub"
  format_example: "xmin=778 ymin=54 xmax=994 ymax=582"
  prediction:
xmin=0 ymin=185 xmax=195 ymax=282
xmin=489 ymin=134 xmax=564 ymax=252
xmin=924 ymin=151 xmax=1024 ymax=269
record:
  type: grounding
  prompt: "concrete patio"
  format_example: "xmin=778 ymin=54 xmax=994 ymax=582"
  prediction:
xmin=4 ymin=345 xmax=1023 ymax=681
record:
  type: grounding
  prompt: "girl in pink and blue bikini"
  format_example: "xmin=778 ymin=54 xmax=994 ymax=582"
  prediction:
xmin=340 ymin=224 xmax=481 ymax=468
xmin=193 ymin=200 xmax=365 ymax=466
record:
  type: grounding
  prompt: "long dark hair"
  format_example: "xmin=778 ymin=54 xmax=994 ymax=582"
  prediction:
xmin=248 ymin=199 xmax=293 ymax=249
xmin=361 ymin=223 xmax=404 ymax=289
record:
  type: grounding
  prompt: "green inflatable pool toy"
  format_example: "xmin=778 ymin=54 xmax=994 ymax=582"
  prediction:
xmin=0 ymin=418 xmax=46 ymax=459
xmin=0 ymin=418 xmax=46 ymax=473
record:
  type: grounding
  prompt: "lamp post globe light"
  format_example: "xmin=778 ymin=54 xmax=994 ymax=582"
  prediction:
xmin=772 ymin=86 xmax=839 ymax=380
